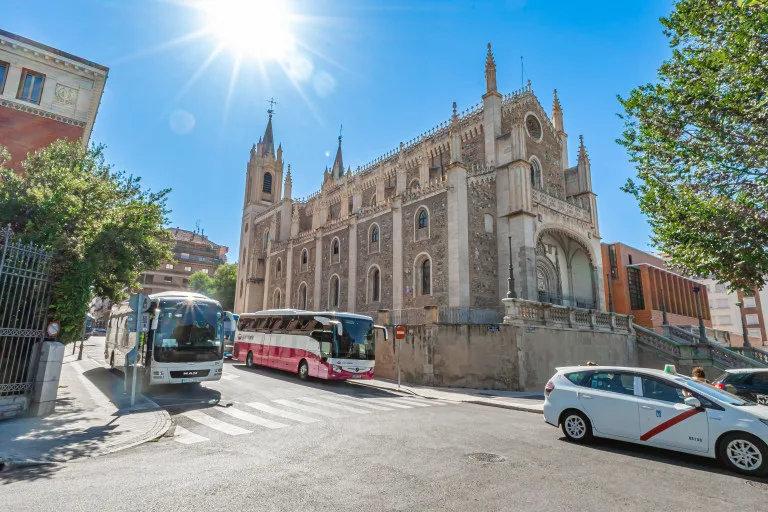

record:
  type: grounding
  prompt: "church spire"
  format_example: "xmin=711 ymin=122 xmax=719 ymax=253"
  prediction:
xmin=331 ymin=125 xmax=344 ymax=180
xmin=485 ymin=43 xmax=497 ymax=94
xmin=284 ymin=164 xmax=292 ymax=200
xmin=552 ymin=89 xmax=564 ymax=133
xmin=261 ymin=111 xmax=275 ymax=157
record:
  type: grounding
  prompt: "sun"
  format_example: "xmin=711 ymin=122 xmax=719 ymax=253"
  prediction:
xmin=199 ymin=0 xmax=297 ymax=61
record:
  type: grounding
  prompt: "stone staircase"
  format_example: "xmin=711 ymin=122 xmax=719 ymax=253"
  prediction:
xmin=634 ymin=324 xmax=767 ymax=371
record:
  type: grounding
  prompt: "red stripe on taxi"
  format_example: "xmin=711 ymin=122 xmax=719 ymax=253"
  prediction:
xmin=640 ymin=407 xmax=702 ymax=442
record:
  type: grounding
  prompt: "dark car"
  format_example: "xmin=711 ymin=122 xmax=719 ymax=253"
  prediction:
xmin=713 ymin=369 xmax=768 ymax=405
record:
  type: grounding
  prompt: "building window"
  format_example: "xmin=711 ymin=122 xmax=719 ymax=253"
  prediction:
xmin=415 ymin=207 xmax=429 ymax=241
xmin=714 ymin=298 xmax=729 ymax=309
xmin=369 ymin=224 xmax=380 ymax=254
xmin=276 ymin=258 xmax=282 ymax=278
xmin=273 ymin=289 xmax=282 ymax=309
xmin=409 ymin=179 xmax=421 ymax=193
xmin=301 ymin=249 xmax=309 ymax=272
xmin=17 ymin=69 xmax=45 ymax=104
xmin=180 ymin=253 xmax=190 ymax=260
xmin=165 ymin=263 xmax=174 ymax=270
xmin=0 ymin=61 xmax=8 ymax=94
xmin=184 ymin=266 xmax=192 ymax=272
xmin=608 ymin=245 xmax=618 ymax=280
xmin=368 ymin=266 xmax=381 ymax=303
xmin=715 ymin=315 xmax=732 ymax=325
xmin=182 ymin=278 xmax=188 ymax=285
xmin=263 ymin=172 xmax=273 ymax=194
xmin=744 ymin=296 xmax=757 ymax=308
xmin=297 ymin=282 xmax=308 ymax=309
xmin=525 ymin=113 xmax=543 ymax=140
xmin=202 ymin=268 xmax=209 ymax=275
xmin=164 ymin=276 xmax=173 ymax=283
xmin=715 ymin=283 xmax=727 ymax=293
xmin=264 ymin=230 xmax=270 ymax=250
xmin=331 ymin=238 xmax=340 ymax=264
xmin=529 ymin=158 xmax=542 ymax=189
xmin=748 ymin=328 xmax=762 ymax=339
xmin=628 ymin=255 xmax=633 ymax=265
xmin=627 ymin=267 xmax=644 ymax=310
xmin=415 ymin=254 xmax=432 ymax=296
xmin=746 ymin=314 xmax=759 ymax=325
xmin=329 ymin=275 xmax=340 ymax=309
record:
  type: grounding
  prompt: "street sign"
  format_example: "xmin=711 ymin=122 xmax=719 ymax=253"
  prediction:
xmin=127 ymin=313 xmax=150 ymax=333
xmin=128 ymin=294 xmax=151 ymax=313
xmin=46 ymin=321 xmax=61 ymax=338
xmin=395 ymin=325 xmax=406 ymax=340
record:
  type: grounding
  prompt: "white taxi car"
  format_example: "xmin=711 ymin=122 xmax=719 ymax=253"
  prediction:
xmin=543 ymin=365 xmax=768 ymax=477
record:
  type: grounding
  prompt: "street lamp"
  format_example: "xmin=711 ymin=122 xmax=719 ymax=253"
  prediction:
xmin=692 ymin=286 xmax=707 ymax=344
xmin=606 ymin=272 xmax=614 ymax=313
xmin=661 ymin=291 xmax=669 ymax=325
xmin=736 ymin=301 xmax=752 ymax=348
xmin=506 ymin=237 xmax=516 ymax=299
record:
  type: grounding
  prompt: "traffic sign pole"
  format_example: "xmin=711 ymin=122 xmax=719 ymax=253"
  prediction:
xmin=394 ymin=325 xmax=407 ymax=389
xmin=130 ymin=293 xmax=143 ymax=409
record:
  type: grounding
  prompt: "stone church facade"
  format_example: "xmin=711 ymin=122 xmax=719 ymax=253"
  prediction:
xmin=234 ymin=45 xmax=604 ymax=316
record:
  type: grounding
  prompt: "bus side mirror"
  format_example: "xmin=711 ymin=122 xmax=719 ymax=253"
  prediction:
xmin=375 ymin=325 xmax=388 ymax=340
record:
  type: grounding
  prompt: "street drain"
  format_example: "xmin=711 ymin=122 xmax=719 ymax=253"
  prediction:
xmin=466 ymin=452 xmax=506 ymax=463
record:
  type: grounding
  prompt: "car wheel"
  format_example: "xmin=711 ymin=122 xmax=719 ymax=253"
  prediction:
xmin=719 ymin=432 xmax=768 ymax=477
xmin=246 ymin=351 xmax=254 ymax=368
xmin=298 ymin=360 xmax=309 ymax=381
xmin=561 ymin=410 xmax=593 ymax=443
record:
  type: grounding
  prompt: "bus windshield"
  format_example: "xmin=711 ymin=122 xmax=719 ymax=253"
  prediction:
xmin=335 ymin=317 xmax=374 ymax=360
xmin=153 ymin=300 xmax=223 ymax=363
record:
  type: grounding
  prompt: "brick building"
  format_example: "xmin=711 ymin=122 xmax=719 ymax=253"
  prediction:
xmin=139 ymin=228 xmax=228 ymax=295
xmin=701 ymin=278 xmax=767 ymax=346
xmin=0 ymin=29 xmax=108 ymax=171
xmin=601 ymin=242 xmax=711 ymax=330
xmin=235 ymin=45 xmax=604 ymax=315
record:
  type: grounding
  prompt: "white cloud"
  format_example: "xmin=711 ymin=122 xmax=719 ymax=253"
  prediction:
xmin=169 ymin=109 xmax=196 ymax=135
xmin=313 ymin=70 xmax=336 ymax=98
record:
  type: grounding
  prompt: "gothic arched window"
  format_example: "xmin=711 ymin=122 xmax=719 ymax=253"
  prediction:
xmin=263 ymin=172 xmax=273 ymax=194
xmin=331 ymin=238 xmax=340 ymax=263
xmin=329 ymin=275 xmax=340 ymax=309
xmin=530 ymin=158 xmax=542 ymax=189
xmin=418 ymin=208 xmax=428 ymax=229
xmin=264 ymin=230 xmax=270 ymax=250
xmin=369 ymin=267 xmax=381 ymax=303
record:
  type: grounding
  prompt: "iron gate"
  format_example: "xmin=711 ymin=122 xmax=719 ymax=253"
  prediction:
xmin=0 ymin=225 xmax=54 ymax=407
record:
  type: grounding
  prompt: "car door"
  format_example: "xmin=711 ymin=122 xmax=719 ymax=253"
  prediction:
xmin=637 ymin=376 xmax=709 ymax=453
xmin=578 ymin=371 xmax=640 ymax=440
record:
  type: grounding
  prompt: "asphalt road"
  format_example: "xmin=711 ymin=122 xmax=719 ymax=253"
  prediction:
xmin=1 ymin=338 xmax=767 ymax=511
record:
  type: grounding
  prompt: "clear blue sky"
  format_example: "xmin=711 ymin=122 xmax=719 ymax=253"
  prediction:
xmin=4 ymin=0 xmax=674 ymax=260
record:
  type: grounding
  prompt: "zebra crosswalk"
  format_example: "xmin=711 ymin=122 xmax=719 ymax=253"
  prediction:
xmin=170 ymin=393 xmax=452 ymax=445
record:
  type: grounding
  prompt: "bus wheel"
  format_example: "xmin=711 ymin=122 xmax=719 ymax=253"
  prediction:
xmin=298 ymin=360 xmax=309 ymax=381
xmin=246 ymin=351 xmax=254 ymax=368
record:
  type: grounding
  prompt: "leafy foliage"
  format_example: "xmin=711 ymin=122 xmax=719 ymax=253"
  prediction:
xmin=188 ymin=264 xmax=237 ymax=311
xmin=619 ymin=0 xmax=768 ymax=290
xmin=189 ymin=271 xmax=214 ymax=295
xmin=212 ymin=263 xmax=237 ymax=311
xmin=0 ymin=140 xmax=172 ymax=341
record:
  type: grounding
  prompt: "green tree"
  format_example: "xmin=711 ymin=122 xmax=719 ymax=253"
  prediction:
xmin=212 ymin=263 xmax=237 ymax=311
xmin=619 ymin=0 xmax=768 ymax=290
xmin=189 ymin=271 xmax=214 ymax=295
xmin=0 ymin=140 xmax=171 ymax=342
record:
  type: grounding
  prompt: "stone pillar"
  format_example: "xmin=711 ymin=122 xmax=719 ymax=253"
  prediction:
xmin=285 ymin=242 xmax=294 ymax=307
xmin=419 ymin=153 xmax=429 ymax=187
xmin=446 ymin=162 xmax=470 ymax=306
xmin=482 ymin=92 xmax=502 ymax=167
xmin=314 ymin=233 xmax=323 ymax=309
xmin=348 ymin=218 xmax=358 ymax=312
xmin=392 ymin=198 xmax=404 ymax=311
xmin=29 ymin=341 xmax=65 ymax=417
xmin=396 ymin=165 xmax=406 ymax=195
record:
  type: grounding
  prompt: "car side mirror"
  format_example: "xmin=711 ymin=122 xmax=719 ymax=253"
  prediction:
xmin=684 ymin=396 xmax=701 ymax=409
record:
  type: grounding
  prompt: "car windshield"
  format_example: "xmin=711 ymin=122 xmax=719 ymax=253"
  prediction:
xmin=683 ymin=378 xmax=754 ymax=406
xmin=334 ymin=317 xmax=374 ymax=360
xmin=153 ymin=300 xmax=222 ymax=363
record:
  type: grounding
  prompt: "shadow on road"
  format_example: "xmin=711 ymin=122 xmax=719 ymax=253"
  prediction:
xmin=558 ymin=436 xmax=768 ymax=485
xmin=143 ymin=384 xmax=222 ymax=413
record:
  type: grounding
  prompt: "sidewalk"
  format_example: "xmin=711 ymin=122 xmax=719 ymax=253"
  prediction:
xmin=0 ymin=353 xmax=171 ymax=471
xmin=353 ymin=378 xmax=545 ymax=414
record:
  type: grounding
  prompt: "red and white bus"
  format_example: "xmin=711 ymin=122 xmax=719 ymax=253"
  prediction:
xmin=233 ymin=310 xmax=387 ymax=381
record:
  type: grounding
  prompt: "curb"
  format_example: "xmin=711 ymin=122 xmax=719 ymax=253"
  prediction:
xmin=466 ymin=400 xmax=544 ymax=415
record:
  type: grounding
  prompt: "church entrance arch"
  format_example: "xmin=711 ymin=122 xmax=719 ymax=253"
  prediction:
xmin=536 ymin=227 xmax=599 ymax=309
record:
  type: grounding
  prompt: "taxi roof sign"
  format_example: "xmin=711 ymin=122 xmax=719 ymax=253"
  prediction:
xmin=664 ymin=364 xmax=677 ymax=374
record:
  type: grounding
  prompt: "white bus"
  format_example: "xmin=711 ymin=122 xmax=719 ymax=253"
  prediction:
xmin=105 ymin=291 xmax=225 ymax=389
xmin=233 ymin=310 xmax=387 ymax=381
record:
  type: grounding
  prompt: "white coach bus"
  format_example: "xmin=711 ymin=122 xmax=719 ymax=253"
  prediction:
xmin=233 ymin=310 xmax=387 ymax=381
xmin=105 ymin=291 xmax=225 ymax=389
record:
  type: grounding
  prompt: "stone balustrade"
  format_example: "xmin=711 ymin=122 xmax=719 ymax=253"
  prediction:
xmin=502 ymin=298 xmax=633 ymax=333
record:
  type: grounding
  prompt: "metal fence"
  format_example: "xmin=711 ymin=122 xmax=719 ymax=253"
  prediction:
xmin=0 ymin=226 xmax=55 ymax=403
xmin=437 ymin=307 xmax=505 ymax=325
